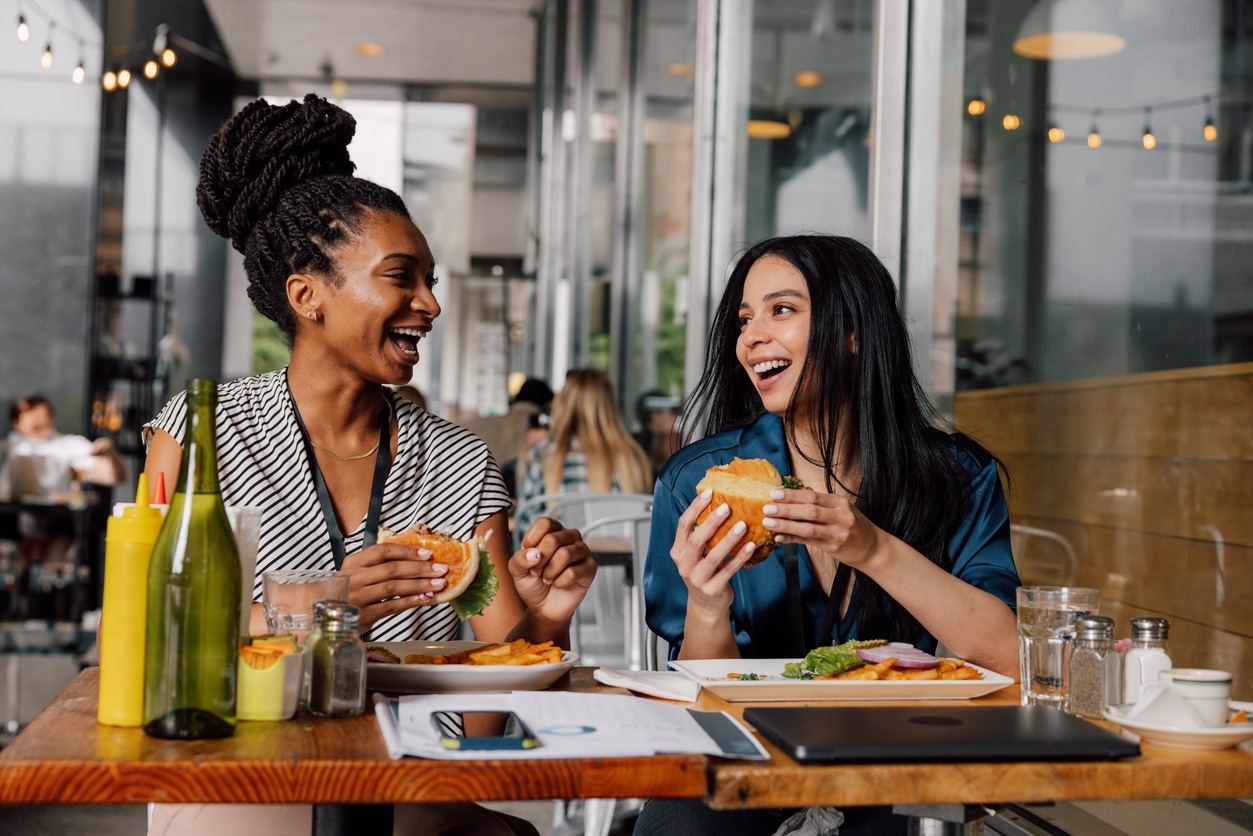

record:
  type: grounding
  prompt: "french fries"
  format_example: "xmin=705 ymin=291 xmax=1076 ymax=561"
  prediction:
xmin=816 ymin=656 xmax=982 ymax=681
xmin=402 ymin=638 xmax=564 ymax=666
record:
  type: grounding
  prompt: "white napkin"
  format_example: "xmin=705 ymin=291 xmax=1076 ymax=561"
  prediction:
xmin=592 ymin=668 xmax=701 ymax=703
xmin=1124 ymin=681 xmax=1204 ymax=726
xmin=773 ymin=806 xmax=845 ymax=836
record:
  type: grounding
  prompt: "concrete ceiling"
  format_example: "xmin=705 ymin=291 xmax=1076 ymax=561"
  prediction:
xmin=201 ymin=0 xmax=541 ymax=91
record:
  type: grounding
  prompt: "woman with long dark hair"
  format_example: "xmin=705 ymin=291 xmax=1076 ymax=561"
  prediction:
xmin=646 ymin=233 xmax=1018 ymax=668
xmin=637 ymin=234 xmax=1020 ymax=835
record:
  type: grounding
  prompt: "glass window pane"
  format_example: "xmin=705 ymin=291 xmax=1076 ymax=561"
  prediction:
xmin=957 ymin=0 xmax=1252 ymax=387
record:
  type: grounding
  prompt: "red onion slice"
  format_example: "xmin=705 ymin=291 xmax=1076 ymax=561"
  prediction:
xmin=855 ymin=645 xmax=941 ymax=669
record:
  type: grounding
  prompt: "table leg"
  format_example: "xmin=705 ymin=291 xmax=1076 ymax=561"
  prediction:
xmin=312 ymin=803 xmax=394 ymax=836
xmin=892 ymin=803 xmax=990 ymax=835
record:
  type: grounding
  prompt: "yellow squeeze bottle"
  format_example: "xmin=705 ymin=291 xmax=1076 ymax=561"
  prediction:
xmin=98 ymin=473 xmax=165 ymax=726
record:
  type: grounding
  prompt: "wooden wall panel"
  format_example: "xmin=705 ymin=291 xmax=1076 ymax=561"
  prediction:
xmin=955 ymin=363 xmax=1253 ymax=697
xmin=958 ymin=362 xmax=1253 ymax=460
xmin=1000 ymin=455 xmax=1250 ymax=547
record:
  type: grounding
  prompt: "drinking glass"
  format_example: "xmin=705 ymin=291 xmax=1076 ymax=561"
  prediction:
xmin=1016 ymin=586 xmax=1101 ymax=709
xmin=262 ymin=569 xmax=349 ymax=640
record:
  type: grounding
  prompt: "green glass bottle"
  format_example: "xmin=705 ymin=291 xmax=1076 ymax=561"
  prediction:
xmin=143 ymin=379 xmax=241 ymax=739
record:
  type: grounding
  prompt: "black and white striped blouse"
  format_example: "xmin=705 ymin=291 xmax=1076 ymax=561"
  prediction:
xmin=145 ymin=369 xmax=511 ymax=642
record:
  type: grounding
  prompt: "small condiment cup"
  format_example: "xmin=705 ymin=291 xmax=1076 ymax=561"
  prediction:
xmin=1158 ymin=668 xmax=1232 ymax=726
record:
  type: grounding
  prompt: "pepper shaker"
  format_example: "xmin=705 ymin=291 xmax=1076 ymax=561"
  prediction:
xmin=306 ymin=600 xmax=367 ymax=718
xmin=1068 ymin=615 xmax=1120 ymax=719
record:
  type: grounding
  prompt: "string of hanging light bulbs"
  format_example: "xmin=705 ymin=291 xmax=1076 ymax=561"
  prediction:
xmin=12 ymin=0 xmax=227 ymax=90
xmin=966 ymin=89 xmax=1227 ymax=149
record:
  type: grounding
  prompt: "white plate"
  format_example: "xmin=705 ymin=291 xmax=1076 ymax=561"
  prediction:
xmin=365 ymin=640 xmax=578 ymax=694
xmin=1103 ymin=703 xmax=1253 ymax=750
xmin=669 ymin=658 xmax=1012 ymax=701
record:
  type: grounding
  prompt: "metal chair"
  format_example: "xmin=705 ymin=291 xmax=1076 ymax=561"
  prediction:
xmin=511 ymin=492 xmax=653 ymax=549
xmin=553 ymin=509 xmax=656 ymax=836
xmin=1010 ymin=523 xmax=1078 ymax=586
xmin=511 ymin=493 xmax=652 ymax=664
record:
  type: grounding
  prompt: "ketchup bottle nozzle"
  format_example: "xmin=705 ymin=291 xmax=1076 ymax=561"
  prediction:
xmin=151 ymin=471 xmax=167 ymax=505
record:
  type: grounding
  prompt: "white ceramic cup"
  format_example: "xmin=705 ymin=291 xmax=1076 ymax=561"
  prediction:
xmin=1159 ymin=668 xmax=1232 ymax=726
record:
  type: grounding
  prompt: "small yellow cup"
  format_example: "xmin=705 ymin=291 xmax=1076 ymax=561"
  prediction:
xmin=237 ymin=645 xmax=306 ymax=721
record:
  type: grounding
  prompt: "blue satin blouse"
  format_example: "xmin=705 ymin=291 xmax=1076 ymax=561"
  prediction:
xmin=642 ymin=413 xmax=1019 ymax=659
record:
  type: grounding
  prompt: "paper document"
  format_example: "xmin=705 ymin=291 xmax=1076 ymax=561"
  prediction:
xmin=372 ymin=691 xmax=769 ymax=761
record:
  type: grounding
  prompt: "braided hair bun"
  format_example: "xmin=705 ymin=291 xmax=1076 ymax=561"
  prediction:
xmin=194 ymin=94 xmax=411 ymax=341
xmin=197 ymin=93 xmax=356 ymax=253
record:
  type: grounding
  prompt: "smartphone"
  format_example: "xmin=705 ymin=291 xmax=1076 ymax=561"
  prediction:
xmin=431 ymin=710 xmax=540 ymax=750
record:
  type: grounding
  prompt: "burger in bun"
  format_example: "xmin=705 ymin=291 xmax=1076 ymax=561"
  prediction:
xmin=377 ymin=524 xmax=499 ymax=619
xmin=695 ymin=457 xmax=807 ymax=568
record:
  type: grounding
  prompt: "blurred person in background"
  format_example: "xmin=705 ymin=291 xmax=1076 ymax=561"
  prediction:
xmin=1 ymin=394 xmax=124 ymax=584
xmin=3 ymin=394 xmax=124 ymax=496
xmin=460 ymin=377 xmax=554 ymax=496
xmin=633 ymin=389 xmax=682 ymax=480
xmin=515 ymin=369 xmax=653 ymax=530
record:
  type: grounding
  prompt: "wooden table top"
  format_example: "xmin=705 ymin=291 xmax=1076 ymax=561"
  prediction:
xmin=3 ymin=666 xmax=1251 ymax=810
xmin=697 ymin=685 xmax=1253 ymax=809
xmin=0 ymin=667 xmax=706 ymax=806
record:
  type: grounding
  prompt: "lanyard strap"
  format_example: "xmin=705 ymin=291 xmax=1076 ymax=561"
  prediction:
xmin=289 ymin=389 xmax=391 ymax=570
xmin=784 ymin=547 xmax=854 ymax=651
xmin=817 ymin=562 xmax=853 ymax=645
xmin=781 ymin=546 xmax=807 ymax=657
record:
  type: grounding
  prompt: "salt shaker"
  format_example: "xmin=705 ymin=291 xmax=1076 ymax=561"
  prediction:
xmin=1123 ymin=616 xmax=1171 ymax=704
xmin=1068 ymin=615 xmax=1120 ymax=719
xmin=306 ymin=600 xmax=367 ymax=718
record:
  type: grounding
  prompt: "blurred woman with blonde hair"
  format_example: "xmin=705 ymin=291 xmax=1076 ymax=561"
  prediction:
xmin=516 ymin=369 xmax=653 ymax=528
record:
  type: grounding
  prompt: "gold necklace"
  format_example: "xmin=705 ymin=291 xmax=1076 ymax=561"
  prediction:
xmin=308 ymin=395 xmax=393 ymax=461
xmin=309 ymin=439 xmax=380 ymax=461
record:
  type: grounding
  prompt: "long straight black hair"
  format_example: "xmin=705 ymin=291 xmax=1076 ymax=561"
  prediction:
xmin=685 ymin=234 xmax=996 ymax=643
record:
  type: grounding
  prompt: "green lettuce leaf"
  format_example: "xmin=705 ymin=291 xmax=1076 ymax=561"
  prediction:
xmin=450 ymin=549 xmax=499 ymax=620
xmin=790 ymin=639 xmax=889 ymax=677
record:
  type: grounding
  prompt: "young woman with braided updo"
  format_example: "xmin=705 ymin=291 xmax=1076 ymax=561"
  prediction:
xmin=142 ymin=94 xmax=593 ymax=836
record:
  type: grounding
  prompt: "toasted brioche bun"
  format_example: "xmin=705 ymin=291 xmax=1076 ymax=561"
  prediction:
xmin=695 ymin=457 xmax=796 ymax=568
xmin=378 ymin=525 xmax=480 ymax=604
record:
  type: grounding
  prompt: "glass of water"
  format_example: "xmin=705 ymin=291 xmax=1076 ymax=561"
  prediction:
xmin=262 ymin=569 xmax=349 ymax=641
xmin=1016 ymin=586 xmax=1101 ymax=709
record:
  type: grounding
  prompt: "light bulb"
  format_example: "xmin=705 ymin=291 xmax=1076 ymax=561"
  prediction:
xmin=1204 ymin=117 xmax=1217 ymax=142
xmin=1087 ymin=128 xmax=1101 ymax=149
xmin=1048 ymin=124 xmax=1065 ymax=143
xmin=1002 ymin=114 xmax=1020 ymax=131
xmin=161 ymin=47 xmax=176 ymax=67
xmin=17 ymin=14 xmax=29 ymax=42
xmin=102 ymin=70 xmax=117 ymax=91
xmin=72 ymin=61 xmax=85 ymax=84
xmin=143 ymin=59 xmax=158 ymax=79
xmin=1142 ymin=128 xmax=1156 ymax=150
xmin=40 ymin=43 xmax=52 ymax=70
xmin=118 ymin=68 xmax=131 ymax=88
xmin=967 ymin=99 xmax=987 ymax=116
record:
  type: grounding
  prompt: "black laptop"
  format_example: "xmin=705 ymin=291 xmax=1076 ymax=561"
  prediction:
xmin=742 ymin=705 xmax=1140 ymax=763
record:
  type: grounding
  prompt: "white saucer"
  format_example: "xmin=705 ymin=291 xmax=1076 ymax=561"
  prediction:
xmin=1103 ymin=702 xmax=1253 ymax=750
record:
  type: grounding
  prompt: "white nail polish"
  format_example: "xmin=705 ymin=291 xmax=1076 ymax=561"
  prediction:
xmin=716 ymin=503 xmax=731 ymax=517
xmin=731 ymin=521 xmax=747 ymax=534
xmin=763 ymin=518 xmax=776 ymax=529
xmin=770 ymin=489 xmax=785 ymax=500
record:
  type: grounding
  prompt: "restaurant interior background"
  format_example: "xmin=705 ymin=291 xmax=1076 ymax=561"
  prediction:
xmin=1 ymin=0 xmax=1251 ymax=742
